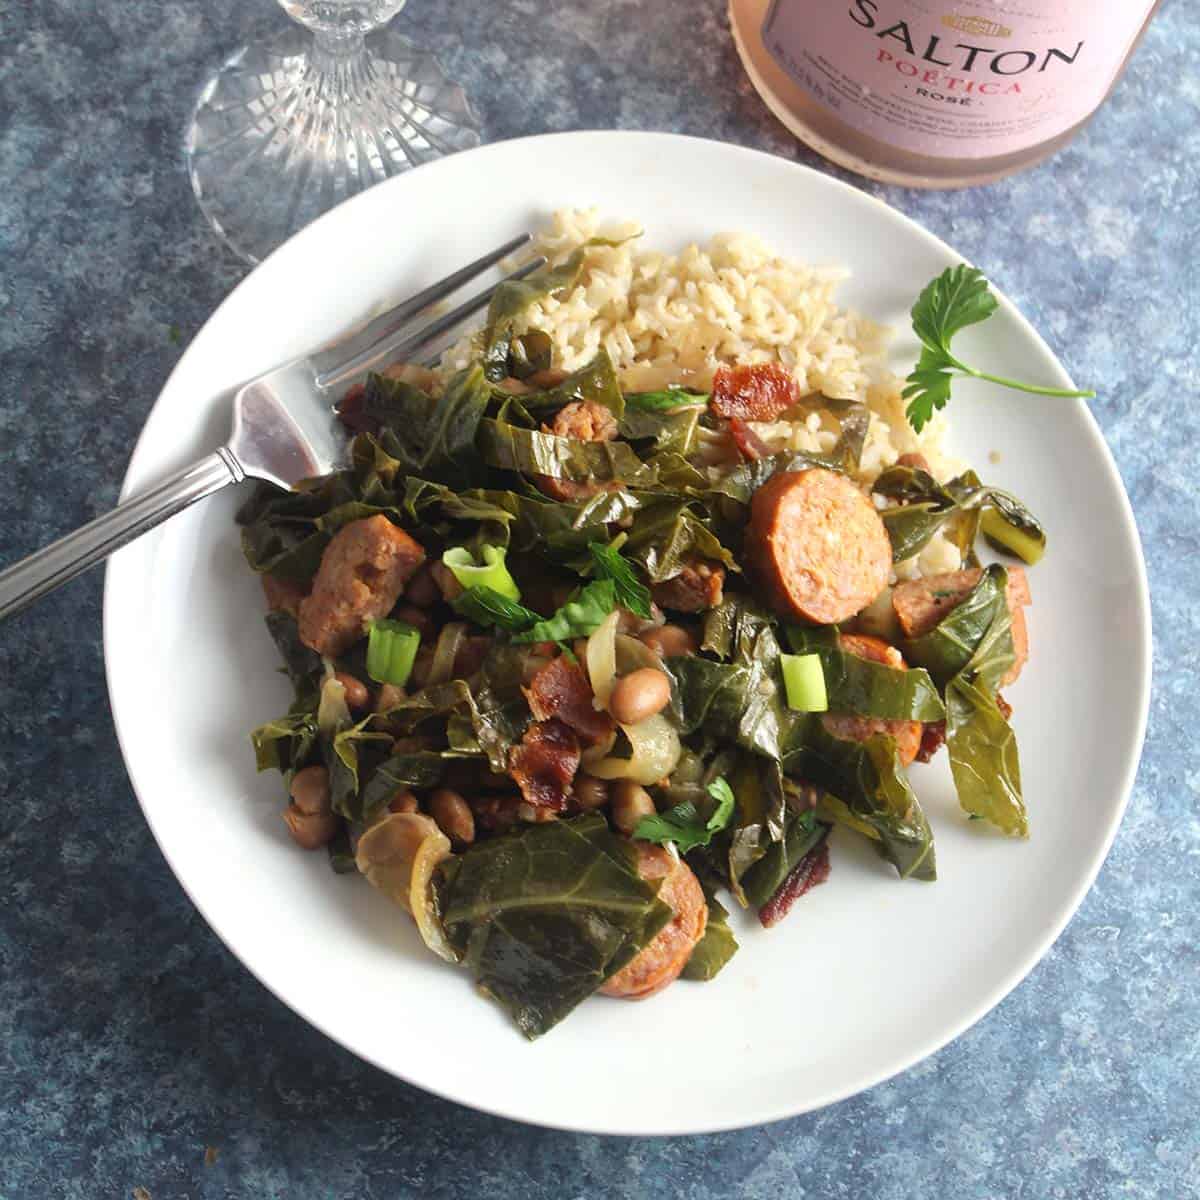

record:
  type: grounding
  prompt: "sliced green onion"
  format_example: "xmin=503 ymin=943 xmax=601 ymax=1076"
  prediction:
xmin=366 ymin=620 xmax=421 ymax=686
xmin=442 ymin=545 xmax=520 ymax=601
xmin=781 ymin=652 xmax=828 ymax=713
xmin=980 ymin=507 xmax=1046 ymax=565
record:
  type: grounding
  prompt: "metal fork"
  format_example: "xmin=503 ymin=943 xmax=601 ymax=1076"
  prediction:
xmin=0 ymin=234 xmax=544 ymax=622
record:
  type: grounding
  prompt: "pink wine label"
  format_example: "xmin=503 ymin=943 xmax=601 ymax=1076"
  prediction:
xmin=761 ymin=0 xmax=1152 ymax=158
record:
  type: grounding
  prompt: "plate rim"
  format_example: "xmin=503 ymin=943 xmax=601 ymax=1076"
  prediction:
xmin=102 ymin=129 xmax=1153 ymax=1135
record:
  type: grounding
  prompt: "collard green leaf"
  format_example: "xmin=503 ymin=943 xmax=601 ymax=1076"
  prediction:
xmin=666 ymin=597 xmax=798 ymax=763
xmin=507 ymin=330 xmax=553 ymax=380
xmin=703 ymin=450 xmax=839 ymax=508
xmin=481 ymin=239 xmax=635 ymax=380
xmin=373 ymin=365 xmax=490 ymax=478
xmin=477 ymin=417 xmax=654 ymax=485
xmin=722 ymin=755 xmax=790 ymax=905
xmin=619 ymin=405 xmax=702 ymax=456
xmin=916 ymin=563 xmax=1027 ymax=837
xmin=739 ymin=806 xmax=829 ymax=911
xmin=437 ymin=814 xmax=673 ymax=1037
xmin=873 ymin=464 xmax=1045 ymax=567
xmin=792 ymin=720 xmax=936 ymax=881
xmin=681 ymin=886 xmax=739 ymax=981
xmin=829 ymin=400 xmax=870 ymax=471
xmin=264 ymin=611 xmax=323 ymax=692
xmin=481 ymin=247 xmax=591 ymax=381
xmin=326 ymin=826 xmax=357 ymax=875
xmin=513 ymin=349 xmax=625 ymax=421
xmin=785 ymin=626 xmax=945 ymax=722
xmin=327 ymin=718 xmax=392 ymax=821
xmin=400 ymin=477 xmax=642 ymax=562
xmin=945 ymin=674 xmax=1025 ymax=836
xmin=250 ymin=708 xmax=318 ymax=774
xmin=237 ymin=478 xmax=341 ymax=584
xmin=374 ymin=647 xmax=531 ymax=772
xmin=359 ymin=751 xmax=452 ymax=821
xmin=623 ymin=499 xmax=738 ymax=583
xmin=359 ymin=373 xmax=433 ymax=429
xmin=903 ymin=563 xmax=1013 ymax=688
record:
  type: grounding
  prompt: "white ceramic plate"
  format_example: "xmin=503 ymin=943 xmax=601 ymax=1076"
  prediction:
xmin=104 ymin=132 xmax=1150 ymax=1135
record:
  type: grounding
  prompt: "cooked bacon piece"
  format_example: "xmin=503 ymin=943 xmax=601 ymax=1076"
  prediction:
xmin=758 ymin=838 xmax=831 ymax=929
xmin=506 ymin=719 xmax=581 ymax=812
xmin=729 ymin=416 xmax=772 ymax=462
xmin=651 ymin=561 xmax=725 ymax=613
xmin=524 ymin=655 xmax=615 ymax=747
xmin=262 ymin=574 xmax=308 ymax=618
xmin=915 ymin=720 xmax=946 ymax=763
xmin=710 ymin=362 xmax=800 ymax=422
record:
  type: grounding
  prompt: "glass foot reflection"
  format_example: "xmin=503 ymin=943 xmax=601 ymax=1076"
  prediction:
xmin=185 ymin=24 xmax=480 ymax=264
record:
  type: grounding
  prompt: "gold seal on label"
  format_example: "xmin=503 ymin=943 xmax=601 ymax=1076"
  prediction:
xmin=941 ymin=14 xmax=1013 ymax=38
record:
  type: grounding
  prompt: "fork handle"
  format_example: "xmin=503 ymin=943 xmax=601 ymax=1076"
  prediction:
xmin=0 ymin=448 xmax=243 ymax=622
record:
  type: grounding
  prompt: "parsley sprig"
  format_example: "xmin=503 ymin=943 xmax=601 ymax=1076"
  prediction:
xmin=903 ymin=265 xmax=1094 ymax=433
xmin=633 ymin=777 xmax=736 ymax=854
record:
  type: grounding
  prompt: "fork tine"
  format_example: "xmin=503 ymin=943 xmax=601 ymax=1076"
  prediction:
xmin=316 ymin=255 xmax=548 ymax=389
xmin=312 ymin=232 xmax=534 ymax=387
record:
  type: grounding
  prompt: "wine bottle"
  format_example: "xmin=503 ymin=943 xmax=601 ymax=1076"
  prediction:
xmin=729 ymin=0 xmax=1159 ymax=188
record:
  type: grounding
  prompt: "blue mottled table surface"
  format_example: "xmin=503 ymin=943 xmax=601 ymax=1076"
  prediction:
xmin=1 ymin=1 xmax=1196 ymax=1196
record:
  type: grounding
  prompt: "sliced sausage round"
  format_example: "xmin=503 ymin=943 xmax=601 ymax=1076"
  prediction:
xmin=600 ymin=844 xmax=707 ymax=1001
xmin=746 ymin=468 xmax=891 ymax=625
xmin=821 ymin=633 xmax=922 ymax=766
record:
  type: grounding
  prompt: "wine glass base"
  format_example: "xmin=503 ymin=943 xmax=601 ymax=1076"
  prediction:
xmin=185 ymin=25 xmax=481 ymax=265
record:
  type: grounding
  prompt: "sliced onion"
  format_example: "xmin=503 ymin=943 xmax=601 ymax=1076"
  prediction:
xmin=580 ymin=726 xmax=618 ymax=767
xmin=427 ymin=621 xmax=468 ymax=685
xmin=355 ymin=813 xmax=458 ymax=962
xmin=585 ymin=612 xmax=679 ymax=782
xmin=586 ymin=610 xmax=620 ymax=708
xmin=317 ymin=673 xmax=350 ymax=736
xmin=614 ymin=633 xmax=664 ymax=675
xmin=585 ymin=712 xmax=681 ymax=785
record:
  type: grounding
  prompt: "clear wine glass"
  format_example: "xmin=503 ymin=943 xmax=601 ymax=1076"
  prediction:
xmin=185 ymin=1 xmax=480 ymax=265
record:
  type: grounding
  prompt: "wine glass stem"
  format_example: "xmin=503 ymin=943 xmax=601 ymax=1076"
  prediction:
xmin=314 ymin=28 xmax=366 ymax=60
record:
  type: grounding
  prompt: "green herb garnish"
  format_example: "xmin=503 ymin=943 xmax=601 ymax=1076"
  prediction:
xmin=623 ymin=387 xmax=708 ymax=412
xmin=588 ymin=540 xmax=652 ymax=618
xmin=452 ymin=585 xmax=542 ymax=633
xmin=511 ymin=579 xmax=617 ymax=644
xmin=904 ymin=265 xmax=1094 ymax=433
xmin=633 ymin=777 xmax=736 ymax=854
